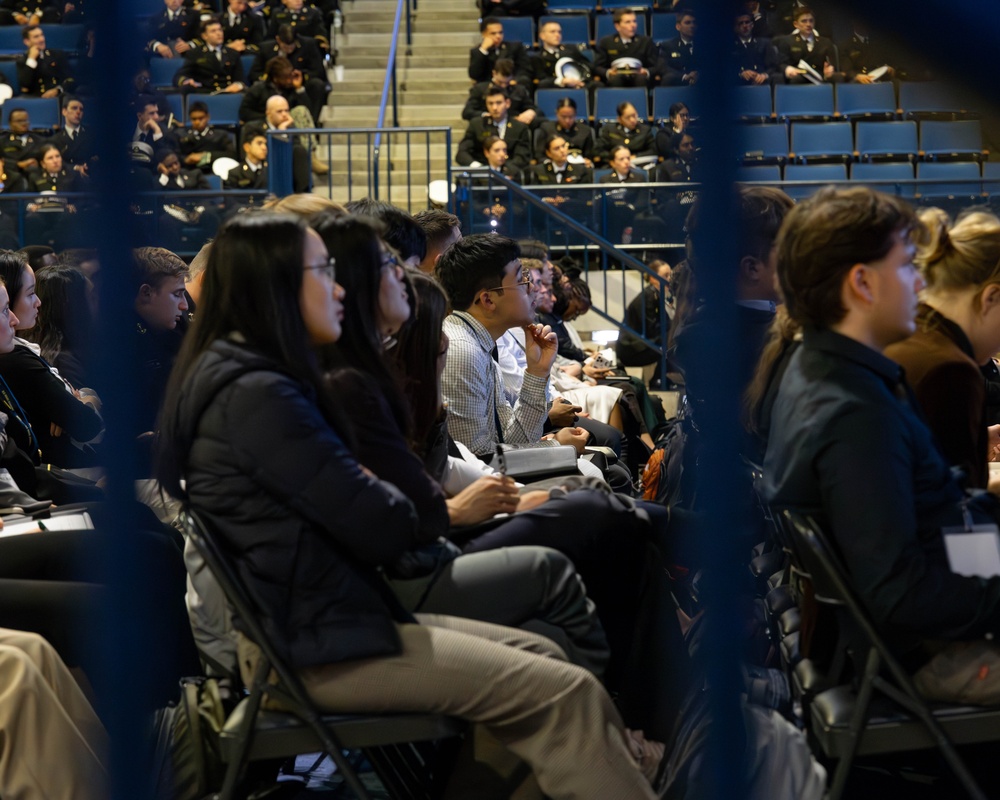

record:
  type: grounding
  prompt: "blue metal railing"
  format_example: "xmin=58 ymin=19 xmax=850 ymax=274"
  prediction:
xmin=372 ymin=0 xmax=407 ymax=197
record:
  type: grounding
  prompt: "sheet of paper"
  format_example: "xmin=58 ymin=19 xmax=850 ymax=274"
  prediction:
xmin=944 ymin=525 xmax=1000 ymax=578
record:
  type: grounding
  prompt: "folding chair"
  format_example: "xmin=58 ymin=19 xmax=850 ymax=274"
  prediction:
xmin=777 ymin=509 xmax=999 ymax=800
xmin=180 ymin=509 xmax=466 ymax=800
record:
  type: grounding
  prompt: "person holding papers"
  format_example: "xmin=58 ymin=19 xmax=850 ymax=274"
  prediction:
xmin=774 ymin=6 xmax=844 ymax=84
xmin=763 ymin=186 xmax=1000 ymax=705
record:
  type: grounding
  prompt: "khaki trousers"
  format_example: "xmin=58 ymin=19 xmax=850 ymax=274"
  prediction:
xmin=0 ymin=628 xmax=107 ymax=800
xmin=238 ymin=614 xmax=654 ymax=800
xmin=913 ymin=639 xmax=1000 ymax=705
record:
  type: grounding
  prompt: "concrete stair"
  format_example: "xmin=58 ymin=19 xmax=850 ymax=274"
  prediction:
xmin=317 ymin=0 xmax=479 ymax=209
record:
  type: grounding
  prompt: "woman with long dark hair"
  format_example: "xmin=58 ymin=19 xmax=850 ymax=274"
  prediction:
xmin=0 ymin=251 xmax=102 ymax=467
xmin=157 ymin=212 xmax=659 ymax=799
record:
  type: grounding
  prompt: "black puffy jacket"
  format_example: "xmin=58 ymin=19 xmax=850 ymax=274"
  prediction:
xmin=172 ymin=338 xmax=419 ymax=668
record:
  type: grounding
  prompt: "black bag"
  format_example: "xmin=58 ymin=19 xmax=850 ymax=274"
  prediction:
xmin=148 ymin=677 xmax=236 ymax=800
xmin=642 ymin=416 xmax=698 ymax=508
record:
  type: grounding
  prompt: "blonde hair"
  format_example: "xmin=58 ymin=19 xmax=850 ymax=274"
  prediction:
xmin=262 ymin=194 xmax=347 ymax=218
xmin=917 ymin=207 xmax=1000 ymax=305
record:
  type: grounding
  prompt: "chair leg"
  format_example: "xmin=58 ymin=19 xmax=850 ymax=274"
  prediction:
xmin=828 ymin=647 xmax=880 ymax=800
xmin=218 ymin=658 xmax=271 ymax=800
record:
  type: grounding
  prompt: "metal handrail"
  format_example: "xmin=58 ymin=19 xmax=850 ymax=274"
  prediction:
xmin=372 ymin=0 xmax=406 ymax=197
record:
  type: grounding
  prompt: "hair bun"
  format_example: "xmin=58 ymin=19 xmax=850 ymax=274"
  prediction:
xmin=917 ymin=207 xmax=953 ymax=266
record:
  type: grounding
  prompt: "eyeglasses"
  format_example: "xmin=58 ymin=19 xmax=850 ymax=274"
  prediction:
xmin=480 ymin=267 xmax=533 ymax=297
xmin=305 ymin=257 xmax=337 ymax=282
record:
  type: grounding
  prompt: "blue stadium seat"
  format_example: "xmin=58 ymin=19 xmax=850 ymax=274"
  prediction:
xmin=43 ymin=24 xmax=86 ymax=53
xmin=579 ymin=46 xmax=594 ymax=63
xmin=540 ymin=15 xmax=589 ymax=45
xmin=735 ymin=85 xmax=772 ymax=122
xmin=601 ymin=0 xmax=652 ymax=8
xmin=0 ymin=27 xmax=22 ymax=55
xmin=774 ymin=83 xmax=835 ymax=121
xmin=834 ymin=82 xmax=896 ymax=120
xmin=736 ymin=165 xmax=781 ymax=182
xmin=850 ymin=162 xmax=916 ymax=198
xmin=594 ymin=87 xmax=648 ymax=123
xmin=535 ymin=87 xmax=589 ymax=120
xmin=2 ymin=97 xmax=59 ymax=130
xmin=783 ymin=164 xmax=848 ymax=200
xmin=0 ymin=61 xmax=18 ymax=93
xmin=205 ymin=174 xmax=223 ymax=191
xmin=855 ymin=120 xmax=917 ymax=162
xmin=499 ymin=17 xmax=534 ymax=46
xmin=595 ymin=13 xmax=646 ymax=41
xmin=240 ymin=55 xmax=255 ymax=80
xmin=650 ymin=12 xmax=676 ymax=43
xmin=983 ymin=162 xmax=1000 ymax=197
xmin=149 ymin=57 xmax=184 ymax=90
xmin=740 ymin=125 xmax=788 ymax=163
xmin=919 ymin=120 xmax=984 ymax=161
xmin=899 ymin=82 xmax=970 ymax=118
xmin=199 ymin=94 xmax=244 ymax=127
xmin=164 ymin=93 xmax=185 ymax=125
xmin=790 ymin=122 xmax=853 ymax=163
xmin=916 ymin=161 xmax=982 ymax=199
xmin=544 ymin=0 xmax=597 ymax=12
xmin=651 ymin=86 xmax=693 ymax=124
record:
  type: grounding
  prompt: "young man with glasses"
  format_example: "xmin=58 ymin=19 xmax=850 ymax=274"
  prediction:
xmin=437 ymin=233 xmax=589 ymax=458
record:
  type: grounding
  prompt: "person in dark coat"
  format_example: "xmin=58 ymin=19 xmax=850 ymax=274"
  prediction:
xmin=248 ymin=25 xmax=328 ymax=122
xmin=731 ymin=10 xmax=779 ymax=85
xmin=594 ymin=9 xmax=657 ymax=87
xmin=456 ymin=86 xmax=532 ymax=171
xmin=462 ymin=58 xmax=541 ymax=129
xmin=534 ymin=96 xmax=594 ymax=164
xmin=175 ymin=17 xmax=247 ymax=94
xmin=596 ymin=101 xmax=656 ymax=163
xmin=657 ymin=9 xmax=698 ymax=86
xmin=774 ymin=7 xmax=845 ymax=83
xmin=469 ymin=16 xmax=529 ymax=85
xmin=145 ymin=0 xmax=200 ymax=58
xmin=529 ymin=19 xmax=593 ymax=90
xmin=16 ymin=24 xmax=75 ymax=97
xmin=221 ymin=0 xmax=265 ymax=53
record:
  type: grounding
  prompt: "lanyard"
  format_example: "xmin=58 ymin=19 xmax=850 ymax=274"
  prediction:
xmin=0 ymin=374 xmax=39 ymax=459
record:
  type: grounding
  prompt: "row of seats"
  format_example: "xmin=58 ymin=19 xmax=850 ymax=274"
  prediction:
xmin=738 ymin=161 xmax=993 ymax=201
xmin=534 ymin=82 xmax=977 ymax=126
xmin=147 ymin=55 xmax=257 ymax=99
xmin=742 ymin=120 xmax=986 ymax=164
xmin=487 ymin=11 xmax=681 ymax=47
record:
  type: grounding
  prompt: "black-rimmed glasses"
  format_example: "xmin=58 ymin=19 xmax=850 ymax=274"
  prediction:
xmin=481 ymin=267 xmax=533 ymax=296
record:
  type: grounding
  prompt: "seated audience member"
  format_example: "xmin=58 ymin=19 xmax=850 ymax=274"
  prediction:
xmin=146 ymin=0 xmax=199 ymax=58
xmin=469 ymin=16 xmax=529 ymax=85
xmin=535 ymin=97 xmax=594 ymax=165
xmin=177 ymin=100 xmax=237 ymax=174
xmin=462 ymin=136 xmax=522 ymax=234
xmin=437 ymin=233 xmax=587 ymax=458
xmin=884 ymin=209 xmax=1000 ymax=490
xmin=247 ymin=27 xmax=327 ymax=124
xmin=414 ymin=208 xmax=462 ymax=274
xmin=132 ymin=246 xmax=189 ymax=439
xmin=1 ymin=0 xmax=61 ymax=26
xmin=594 ymin=9 xmax=657 ymax=88
xmin=22 ymin=261 xmax=96 ymax=391
xmin=839 ymin=19 xmax=904 ymax=83
xmin=240 ymin=94 xmax=312 ymax=191
xmin=774 ymin=6 xmax=845 ymax=84
xmin=617 ymin=259 xmax=674 ymax=384
xmin=17 ymin=24 xmax=75 ymax=97
xmin=671 ymin=187 xmax=792 ymax=428
xmin=481 ymin=134 xmax=522 ymax=181
xmin=731 ymin=10 xmax=778 ymax=86
xmin=2 ymin=107 xmax=41 ymax=177
xmin=652 ymin=132 xmax=698 ymax=238
xmin=0 ymin=156 xmax=25 ymax=248
xmin=343 ymin=197 xmax=427 ymax=270
xmin=0 ymin=629 xmax=107 ymax=799
xmin=156 ymin=213 xmax=662 ymax=798
xmin=50 ymin=97 xmax=96 ymax=176
xmin=530 ymin=19 xmax=594 ymax=90
xmin=0 ymin=250 xmax=102 ymax=467
xmin=24 ymin=144 xmax=84 ymax=249
xmin=223 ymin=132 xmax=268 ymax=209
xmin=596 ymin=102 xmax=656 ymax=164
xmin=744 ymin=0 xmax=774 ymax=39
xmin=175 ymin=17 xmax=247 ymax=94
xmin=657 ymin=8 xmax=698 ymax=86
xmin=266 ymin=0 xmax=325 ymax=40
xmin=532 ymin=134 xmax=592 ymax=187
xmin=456 ymin=85 xmax=532 ymax=171
xmin=395 ymin=267 xmax=687 ymax=739
xmin=599 ymin=146 xmax=647 ymax=243
xmin=313 ymin=214 xmax=610 ymax=677
xmin=462 ymin=58 xmax=540 ymax=128
xmin=763 ymin=186 xmax=1000 ymax=704
xmin=154 ymin=150 xmax=220 ymax=252
xmin=221 ymin=0 xmax=265 ymax=53
xmin=476 ymin=0 xmax=543 ymax=19
xmin=655 ymin=102 xmax=691 ymax=160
